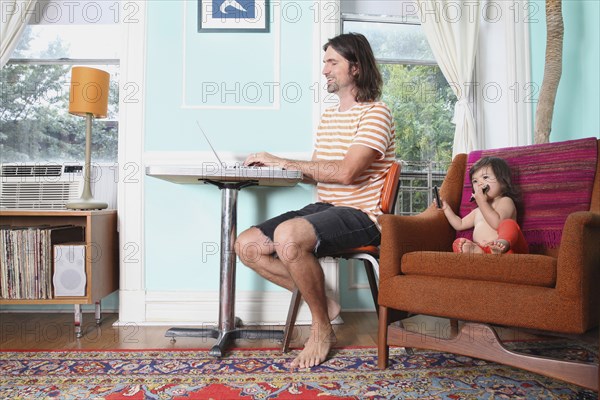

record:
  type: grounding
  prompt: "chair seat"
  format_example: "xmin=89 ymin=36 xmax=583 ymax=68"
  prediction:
xmin=334 ymin=245 xmax=380 ymax=257
xmin=402 ymin=251 xmax=557 ymax=287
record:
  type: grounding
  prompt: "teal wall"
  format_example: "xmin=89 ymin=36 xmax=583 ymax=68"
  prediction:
xmin=530 ymin=0 xmax=600 ymax=141
xmin=143 ymin=1 xmax=317 ymax=292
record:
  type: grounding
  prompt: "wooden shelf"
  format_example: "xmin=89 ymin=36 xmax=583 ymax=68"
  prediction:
xmin=0 ymin=209 xmax=119 ymax=305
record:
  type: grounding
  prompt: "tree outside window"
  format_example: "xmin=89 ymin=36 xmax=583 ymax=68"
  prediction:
xmin=0 ymin=24 xmax=119 ymax=164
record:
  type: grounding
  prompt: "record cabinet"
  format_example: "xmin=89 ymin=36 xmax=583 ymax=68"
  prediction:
xmin=0 ymin=209 xmax=118 ymax=337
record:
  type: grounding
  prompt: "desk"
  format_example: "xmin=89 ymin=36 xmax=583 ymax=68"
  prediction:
xmin=145 ymin=165 xmax=302 ymax=357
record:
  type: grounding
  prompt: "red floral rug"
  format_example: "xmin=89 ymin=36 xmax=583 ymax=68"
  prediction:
xmin=0 ymin=343 xmax=596 ymax=399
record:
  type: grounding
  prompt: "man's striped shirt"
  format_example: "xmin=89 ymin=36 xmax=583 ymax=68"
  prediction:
xmin=315 ymin=102 xmax=396 ymax=226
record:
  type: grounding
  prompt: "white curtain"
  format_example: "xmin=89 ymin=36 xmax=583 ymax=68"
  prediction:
xmin=417 ymin=0 xmax=480 ymax=157
xmin=1 ymin=0 xmax=38 ymax=67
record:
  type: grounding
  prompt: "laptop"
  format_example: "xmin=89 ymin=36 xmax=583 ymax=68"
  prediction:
xmin=195 ymin=121 xmax=303 ymax=181
xmin=197 ymin=121 xmax=249 ymax=170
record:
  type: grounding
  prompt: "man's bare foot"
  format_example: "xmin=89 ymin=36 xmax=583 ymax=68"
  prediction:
xmin=489 ymin=239 xmax=510 ymax=254
xmin=290 ymin=322 xmax=336 ymax=369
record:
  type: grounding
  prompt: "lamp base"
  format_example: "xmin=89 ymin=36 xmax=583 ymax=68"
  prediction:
xmin=66 ymin=199 xmax=108 ymax=210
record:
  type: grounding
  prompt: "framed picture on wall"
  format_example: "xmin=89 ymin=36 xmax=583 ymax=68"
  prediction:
xmin=198 ymin=0 xmax=270 ymax=33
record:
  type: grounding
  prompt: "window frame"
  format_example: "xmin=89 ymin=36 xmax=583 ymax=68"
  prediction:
xmin=2 ymin=23 xmax=121 ymax=163
xmin=341 ymin=12 xmax=461 ymax=164
xmin=341 ymin=14 xmax=439 ymax=67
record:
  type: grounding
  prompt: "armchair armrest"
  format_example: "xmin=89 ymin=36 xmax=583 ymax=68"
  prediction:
xmin=378 ymin=154 xmax=467 ymax=282
xmin=556 ymin=212 xmax=600 ymax=304
xmin=379 ymin=206 xmax=456 ymax=282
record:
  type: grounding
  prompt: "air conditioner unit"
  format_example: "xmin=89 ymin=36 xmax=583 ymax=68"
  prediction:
xmin=0 ymin=163 xmax=117 ymax=209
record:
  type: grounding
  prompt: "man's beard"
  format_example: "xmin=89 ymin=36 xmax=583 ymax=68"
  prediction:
xmin=326 ymin=82 xmax=339 ymax=93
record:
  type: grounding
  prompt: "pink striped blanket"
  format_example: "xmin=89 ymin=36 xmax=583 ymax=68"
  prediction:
xmin=456 ymin=137 xmax=598 ymax=249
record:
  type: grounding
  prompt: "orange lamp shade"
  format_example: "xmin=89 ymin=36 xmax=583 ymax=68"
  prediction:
xmin=69 ymin=66 xmax=110 ymax=118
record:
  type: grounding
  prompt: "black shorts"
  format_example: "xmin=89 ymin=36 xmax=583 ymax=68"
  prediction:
xmin=254 ymin=202 xmax=380 ymax=257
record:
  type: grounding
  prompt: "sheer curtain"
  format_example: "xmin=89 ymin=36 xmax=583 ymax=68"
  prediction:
xmin=417 ymin=0 xmax=480 ymax=157
xmin=1 ymin=0 xmax=38 ymax=67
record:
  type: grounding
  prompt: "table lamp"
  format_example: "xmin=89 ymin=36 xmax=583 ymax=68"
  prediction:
xmin=66 ymin=66 xmax=110 ymax=210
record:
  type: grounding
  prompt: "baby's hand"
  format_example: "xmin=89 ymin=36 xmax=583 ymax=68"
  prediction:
xmin=434 ymin=198 xmax=447 ymax=210
xmin=472 ymin=185 xmax=490 ymax=203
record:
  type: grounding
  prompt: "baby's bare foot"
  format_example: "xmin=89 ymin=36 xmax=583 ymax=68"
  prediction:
xmin=489 ymin=239 xmax=510 ymax=254
xmin=462 ymin=241 xmax=484 ymax=254
xmin=289 ymin=322 xmax=336 ymax=369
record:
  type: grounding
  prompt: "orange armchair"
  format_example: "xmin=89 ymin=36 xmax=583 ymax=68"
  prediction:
xmin=377 ymin=138 xmax=600 ymax=390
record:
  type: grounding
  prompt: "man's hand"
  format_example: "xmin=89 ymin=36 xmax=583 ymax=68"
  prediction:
xmin=244 ymin=152 xmax=284 ymax=168
xmin=243 ymin=145 xmax=380 ymax=185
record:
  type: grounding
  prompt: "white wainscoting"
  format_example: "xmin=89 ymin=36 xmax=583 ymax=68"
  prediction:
xmin=114 ymin=257 xmax=339 ymax=326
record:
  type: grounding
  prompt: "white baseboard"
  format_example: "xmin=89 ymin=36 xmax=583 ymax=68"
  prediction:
xmin=143 ymin=290 xmax=312 ymax=325
xmin=139 ymin=258 xmax=340 ymax=325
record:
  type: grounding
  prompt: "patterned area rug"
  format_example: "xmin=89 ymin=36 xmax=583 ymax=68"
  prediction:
xmin=0 ymin=343 xmax=597 ymax=399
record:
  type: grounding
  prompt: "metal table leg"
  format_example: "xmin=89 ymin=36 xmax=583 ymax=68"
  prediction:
xmin=165 ymin=182 xmax=283 ymax=357
xmin=74 ymin=304 xmax=83 ymax=338
xmin=95 ymin=301 xmax=102 ymax=325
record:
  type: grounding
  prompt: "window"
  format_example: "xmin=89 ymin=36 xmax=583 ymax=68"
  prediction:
xmin=0 ymin=2 xmax=120 ymax=164
xmin=342 ymin=2 xmax=456 ymax=213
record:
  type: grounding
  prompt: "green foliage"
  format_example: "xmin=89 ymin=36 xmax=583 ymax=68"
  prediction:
xmin=380 ymin=63 xmax=455 ymax=164
xmin=0 ymin=64 xmax=118 ymax=163
xmin=0 ymin=29 xmax=118 ymax=163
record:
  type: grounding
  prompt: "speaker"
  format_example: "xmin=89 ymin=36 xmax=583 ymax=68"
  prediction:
xmin=53 ymin=244 xmax=87 ymax=297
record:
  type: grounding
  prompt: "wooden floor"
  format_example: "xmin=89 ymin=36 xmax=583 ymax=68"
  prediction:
xmin=0 ymin=312 xmax=375 ymax=351
xmin=2 ymin=311 xmax=595 ymax=351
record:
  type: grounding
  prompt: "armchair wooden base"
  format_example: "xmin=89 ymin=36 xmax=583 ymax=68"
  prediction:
xmin=377 ymin=308 xmax=598 ymax=391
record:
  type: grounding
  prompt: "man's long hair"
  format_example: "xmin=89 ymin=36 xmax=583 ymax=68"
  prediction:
xmin=323 ymin=33 xmax=382 ymax=102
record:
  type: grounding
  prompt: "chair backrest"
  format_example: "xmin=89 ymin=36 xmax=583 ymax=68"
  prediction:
xmin=380 ymin=161 xmax=402 ymax=215
xmin=591 ymin=139 xmax=600 ymax=215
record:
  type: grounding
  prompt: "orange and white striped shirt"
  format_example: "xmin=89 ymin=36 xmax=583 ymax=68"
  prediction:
xmin=315 ymin=102 xmax=396 ymax=225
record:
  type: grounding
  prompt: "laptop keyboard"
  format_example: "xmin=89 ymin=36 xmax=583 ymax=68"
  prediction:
xmin=227 ymin=164 xmax=285 ymax=171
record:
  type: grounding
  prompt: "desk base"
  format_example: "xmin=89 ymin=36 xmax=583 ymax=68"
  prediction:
xmin=165 ymin=325 xmax=284 ymax=357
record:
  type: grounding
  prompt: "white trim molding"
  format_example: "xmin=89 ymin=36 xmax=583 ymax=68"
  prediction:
xmin=115 ymin=258 xmax=339 ymax=326
xmin=118 ymin=0 xmax=147 ymax=323
xmin=312 ymin=0 xmax=341 ymax=133
xmin=143 ymin=290 xmax=302 ymax=325
xmin=144 ymin=151 xmax=312 ymax=166
xmin=181 ymin=0 xmax=282 ymax=110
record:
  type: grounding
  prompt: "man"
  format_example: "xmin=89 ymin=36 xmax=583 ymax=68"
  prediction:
xmin=236 ymin=33 xmax=396 ymax=368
